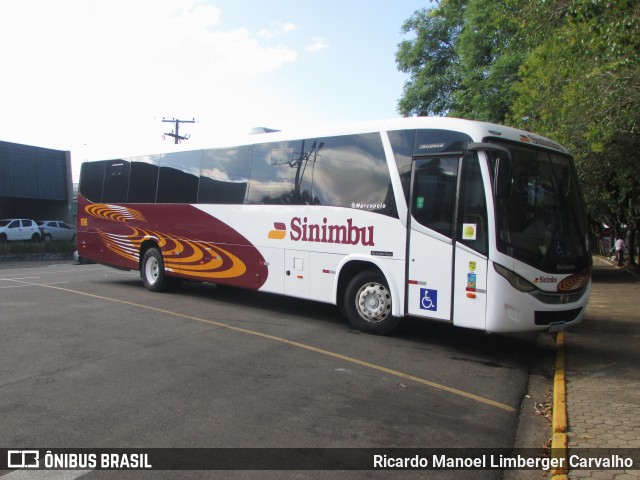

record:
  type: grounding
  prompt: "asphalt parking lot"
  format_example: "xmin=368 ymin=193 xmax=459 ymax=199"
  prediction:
xmin=0 ymin=261 xmax=544 ymax=479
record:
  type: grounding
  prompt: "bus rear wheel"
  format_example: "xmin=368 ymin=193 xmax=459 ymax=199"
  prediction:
xmin=141 ymin=248 xmax=181 ymax=292
xmin=344 ymin=270 xmax=400 ymax=335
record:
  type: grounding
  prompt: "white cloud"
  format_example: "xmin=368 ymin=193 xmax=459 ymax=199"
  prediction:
xmin=0 ymin=0 xmax=299 ymax=173
xmin=281 ymin=22 xmax=297 ymax=34
xmin=306 ymin=37 xmax=329 ymax=52
xmin=258 ymin=22 xmax=297 ymax=39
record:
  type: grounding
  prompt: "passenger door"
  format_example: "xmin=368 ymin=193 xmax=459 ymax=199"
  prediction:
xmin=21 ymin=220 xmax=35 ymax=240
xmin=451 ymin=156 xmax=488 ymax=329
xmin=7 ymin=220 xmax=23 ymax=240
xmin=20 ymin=220 xmax=34 ymax=240
xmin=406 ymin=154 xmax=489 ymax=329
xmin=405 ymin=157 xmax=459 ymax=321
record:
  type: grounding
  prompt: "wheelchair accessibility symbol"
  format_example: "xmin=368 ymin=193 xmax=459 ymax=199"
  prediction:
xmin=419 ymin=288 xmax=438 ymax=311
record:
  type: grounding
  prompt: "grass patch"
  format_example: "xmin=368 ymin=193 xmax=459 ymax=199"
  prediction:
xmin=0 ymin=240 xmax=76 ymax=255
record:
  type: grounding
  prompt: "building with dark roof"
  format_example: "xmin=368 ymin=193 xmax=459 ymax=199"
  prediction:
xmin=0 ymin=140 xmax=73 ymax=222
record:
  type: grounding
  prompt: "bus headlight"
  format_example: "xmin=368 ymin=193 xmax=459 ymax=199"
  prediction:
xmin=494 ymin=264 xmax=537 ymax=292
xmin=557 ymin=266 xmax=591 ymax=292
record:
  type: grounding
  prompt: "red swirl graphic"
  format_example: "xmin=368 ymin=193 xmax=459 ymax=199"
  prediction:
xmin=85 ymin=204 xmax=251 ymax=282
xmin=85 ymin=204 xmax=146 ymax=223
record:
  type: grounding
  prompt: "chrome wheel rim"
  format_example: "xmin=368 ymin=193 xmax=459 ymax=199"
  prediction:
xmin=355 ymin=282 xmax=391 ymax=323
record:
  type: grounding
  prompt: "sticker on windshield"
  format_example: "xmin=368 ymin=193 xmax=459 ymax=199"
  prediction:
xmin=462 ymin=223 xmax=477 ymax=240
xmin=555 ymin=240 xmax=566 ymax=256
xmin=416 ymin=197 xmax=425 ymax=209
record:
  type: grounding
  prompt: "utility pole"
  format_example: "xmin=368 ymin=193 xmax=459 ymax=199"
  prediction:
xmin=162 ymin=117 xmax=195 ymax=144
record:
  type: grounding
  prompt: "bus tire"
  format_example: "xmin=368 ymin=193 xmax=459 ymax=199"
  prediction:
xmin=141 ymin=248 xmax=170 ymax=292
xmin=344 ymin=270 xmax=400 ymax=335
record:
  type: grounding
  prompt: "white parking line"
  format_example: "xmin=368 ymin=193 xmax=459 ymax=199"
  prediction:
xmin=0 ymin=277 xmax=40 ymax=281
xmin=40 ymin=267 xmax=113 ymax=275
xmin=0 ymin=284 xmax=33 ymax=290
xmin=3 ymin=276 xmax=517 ymax=413
xmin=0 ymin=471 xmax=91 ymax=480
xmin=2 ymin=267 xmax=110 ymax=277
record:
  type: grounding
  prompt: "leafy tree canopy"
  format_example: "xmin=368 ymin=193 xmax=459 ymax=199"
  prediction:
xmin=396 ymin=0 xmax=640 ymax=261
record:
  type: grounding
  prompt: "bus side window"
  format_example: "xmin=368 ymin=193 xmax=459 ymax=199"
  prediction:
xmin=102 ymin=160 xmax=131 ymax=203
xmin=313 ymin=133 xmax=397 ymax=217
xmin=388 ymin=129 xmax=415 ymax=205
xmin=128 ymin=156 xmax=160 ymax=203
xmin=79 ymin=161 xmax=106 ymax=202
xmin=156 ymin=151 xmax=201 ymax=204
xmin=246 ymin=141 xmax=302 ymax=205
xmin=199 ymin=147 xmax=250 ymax=204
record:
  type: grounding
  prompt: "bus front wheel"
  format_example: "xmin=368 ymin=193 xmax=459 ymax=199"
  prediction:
xmin=344 ymin=270 xmax=400 ymax=335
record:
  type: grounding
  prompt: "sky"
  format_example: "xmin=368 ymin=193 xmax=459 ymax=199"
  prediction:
xmin=0 ymin=0 xmax=427 ymax=181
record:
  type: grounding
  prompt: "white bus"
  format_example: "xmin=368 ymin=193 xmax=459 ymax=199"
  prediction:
xmin=77 ymin=117 xmax=591 ymax=334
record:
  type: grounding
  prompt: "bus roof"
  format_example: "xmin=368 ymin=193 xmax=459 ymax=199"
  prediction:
xmin=93 ymin=117 xmax=570 ymax=160
xmin=246 ymin=117 xmax=569 ymax=154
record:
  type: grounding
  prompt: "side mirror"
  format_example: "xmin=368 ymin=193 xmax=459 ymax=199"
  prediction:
xmin=468 ymin=142 xmax=512 ymax=199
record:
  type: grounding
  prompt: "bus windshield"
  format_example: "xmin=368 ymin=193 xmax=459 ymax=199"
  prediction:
xmin=490 ymin=143 xmax=589 ymax=272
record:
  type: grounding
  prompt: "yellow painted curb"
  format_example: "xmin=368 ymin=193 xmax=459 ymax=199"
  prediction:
xmin=553 ymin=332 xmax=567 ymax=434
xmin=551 ymin=332 xmax=568 ymax=476
xmin=551 ymin=432 xmax=568 ymax=475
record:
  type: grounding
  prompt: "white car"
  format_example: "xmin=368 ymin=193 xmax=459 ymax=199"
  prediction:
xmin=37 ymin=220 xmax=77 ymax=242
xmin=0 ymin=219 xmax=42 ymax=242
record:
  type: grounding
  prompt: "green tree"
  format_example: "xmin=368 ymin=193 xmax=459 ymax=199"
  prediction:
xmin=396 ymin=0 xmax=531 ymax=122
xmin=396 ymin=0 xmax=640 ymax=264
xmin=452 ymin=0 xmax=530 ymax=122
xmin=396 ymin=1 xmax=466 ymax=116
xmin=509 ymin=0 xmax=640 ymax=264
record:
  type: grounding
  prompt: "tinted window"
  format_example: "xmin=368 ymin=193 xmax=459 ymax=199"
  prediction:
xmin=9 ymin=220 xmax=19 ymax=228
xmin=199 ymin=147 xmax=251 ymax=204
xmin=390 ymin=129 xmax=472 ymax=207
xmin=128 ymin=155 xmax=160 ymax=203
xmin=411 ymin=157 xmax=459 ymax=238
xmin=247 ymin=141 xmax=307 ymax=204
xmin=102 ymin=160 xmax=131 ymax=203
xmin=156 ymin=151 xmax=201 ymax=203
xmin=312 ymin=133 xmax=396 ymax=216
xmin=458 ymin=156 xmax=488 ymax=255
xmin=388 ymin=129 xmax=415 ymax=204
xmin=489 ymin=144 xmax=588 ymax=269
xmin=79 ymin=161 xmax=106 ymax=202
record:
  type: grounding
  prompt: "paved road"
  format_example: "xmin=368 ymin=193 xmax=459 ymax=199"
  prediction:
xmin=0 ymin=261 xmax=540 ymax=479
xmin=564 ymin=259 xmax=640 ymax=479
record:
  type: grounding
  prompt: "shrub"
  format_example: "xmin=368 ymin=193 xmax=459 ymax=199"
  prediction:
xmin=0 ymin=240 xmax=75 ymax=256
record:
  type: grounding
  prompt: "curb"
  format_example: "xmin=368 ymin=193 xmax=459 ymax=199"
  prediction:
xmin=551 ymin=331 xmax=568 ymax=479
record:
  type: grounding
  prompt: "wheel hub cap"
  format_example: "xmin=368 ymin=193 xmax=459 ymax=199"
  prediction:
xmin=356 ymin=283 xmax=391 ymax=323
